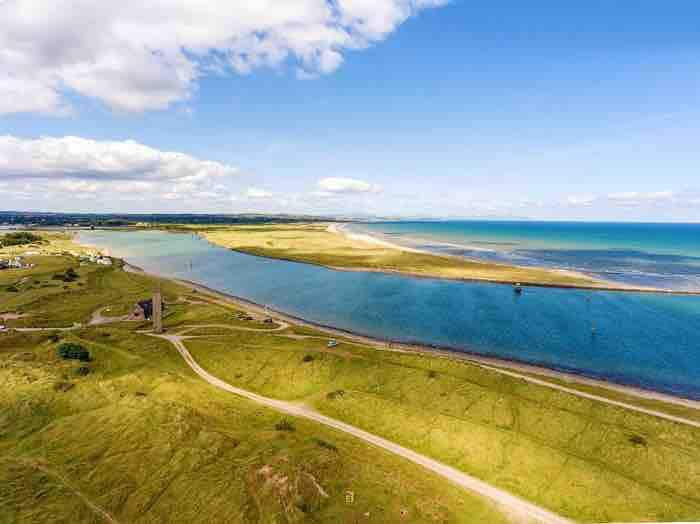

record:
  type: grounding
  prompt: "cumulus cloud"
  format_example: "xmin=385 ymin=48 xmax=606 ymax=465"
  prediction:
xmin=0 ymin=135 xmax=239 ymax=182
xmin=0 ymin=0 xmax=447 ymax=115
xmin=0 ymin=135 xmax=242 ymax=210
xmin=317 ymin=177 xmax=382 ymax=194
xmin=245 ymin=187 xmax=273 ymax=199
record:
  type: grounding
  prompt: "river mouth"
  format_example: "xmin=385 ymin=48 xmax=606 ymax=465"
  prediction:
xmin=78 ymin=229 xmax=700 ymax=400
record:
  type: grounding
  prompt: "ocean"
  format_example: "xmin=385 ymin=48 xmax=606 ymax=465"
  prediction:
xmin=355 ymin=221 xmax=700 ymax=291
xmin=79 ymin=229 xmax=700 ymax=399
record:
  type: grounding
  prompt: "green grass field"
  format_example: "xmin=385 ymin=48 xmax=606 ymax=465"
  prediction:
xmin=3 ymin=233 xmax=700 ymax=523
xmin=1 ymin=240 xmax=510 ymax=523
xmin=184 ymin=332 xmax=700 ymax=523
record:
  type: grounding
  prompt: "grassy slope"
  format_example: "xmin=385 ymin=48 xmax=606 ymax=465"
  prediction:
xmin=1 ymin=257 xmax=180 ymax=327
xmin=509 ymin=367 xmax=700 ymax=425
xmin=4 ymin=233 xmax=700 ymax=523
xmin=185 ymin=330 xmax=700 ymax=523
xmin=0 ymin=241 xmax=509 ymax=524
xmin=198 ymin=223 xmax=610 ymax=289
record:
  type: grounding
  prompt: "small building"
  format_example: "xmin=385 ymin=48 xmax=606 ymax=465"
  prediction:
xmin=129 ymin=295 xmax=164 ymax=327
xmin=131 ymin=299 xmax=154 ymax=320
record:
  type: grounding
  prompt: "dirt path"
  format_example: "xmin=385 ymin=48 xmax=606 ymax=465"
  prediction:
xmin=175 ymin=321 xmax=289 ymax=336
xmin=11 ymin=297 xmax=700 ymax=428
xmin=474 ymin=363 xmax=700 ymax=429
xmin=153 ymin=331 xmax=573 ymax=524
xmin=89 ymin=306 xmax=130 ymax=326
xmin=8 ymin=458 xmax=120 ymax=524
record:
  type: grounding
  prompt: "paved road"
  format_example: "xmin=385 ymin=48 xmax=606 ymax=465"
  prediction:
xmin=153 ymin=331 xmax=573 ymax=524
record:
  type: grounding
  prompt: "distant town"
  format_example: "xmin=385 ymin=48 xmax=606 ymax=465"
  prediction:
xmin=0 ymin=211 xmax=336 ymax=229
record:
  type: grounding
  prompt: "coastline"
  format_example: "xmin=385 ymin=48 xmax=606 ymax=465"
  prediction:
xmin=122 ymin=260 xmax=700 ymax=408
xmin=328 ymin=222 xmax=700 ymax=296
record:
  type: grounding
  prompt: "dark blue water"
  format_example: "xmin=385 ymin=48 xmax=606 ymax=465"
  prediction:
xmin=358 ymin=221 xmax=700 ymax=291
xmin=79 ymin=230 xmax=700 ymax=399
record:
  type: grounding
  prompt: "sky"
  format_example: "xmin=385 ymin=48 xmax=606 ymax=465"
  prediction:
xmin=1 ymin=0 xmax=699 ymax=221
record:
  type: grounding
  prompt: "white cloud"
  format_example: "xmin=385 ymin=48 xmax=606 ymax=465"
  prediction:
xmin=606 ymin=191 xmax=675 ymax=206
xmin=0 ymin=135 xmax=239 ymax=182
xmin=245 ymin=187 xmax=273 ymax=199
xmin=565 ymin=195 xmax=596 ymax=207
xmin=57 ymin=179 xmax=100 ymax=193
xmin=0 ymin=0 xmax=447 ymax=115
xmin=317 ymin=177 xmax=382 ymax=194
xmin=0 ymin=135 xmax=242 ymax=210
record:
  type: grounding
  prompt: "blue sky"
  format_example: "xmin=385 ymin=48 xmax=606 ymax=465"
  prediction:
xmin=1 ymin=1 xmax=699 ymax=220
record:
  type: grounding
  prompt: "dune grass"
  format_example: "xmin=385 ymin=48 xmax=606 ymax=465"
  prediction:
xmin=1 ymin=243 xmax=510 ymax=523
xmin=185 ymin=330 xmax=700 ymax=523
xmin=1 ymin=256 xmax=180 ymax=327
xmin=4 ymin=235 xmax=699 ymax=523
xmin=198 ymin=223 xmax=616 ymax=289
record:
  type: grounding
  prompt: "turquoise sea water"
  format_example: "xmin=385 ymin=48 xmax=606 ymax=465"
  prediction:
xmin=356 ymin=221 xmax=700 ymax=291
xmin=79 ymin=230 xmax=700 ymax=399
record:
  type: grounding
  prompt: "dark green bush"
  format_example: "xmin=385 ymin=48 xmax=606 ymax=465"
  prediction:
xmin=302 ymin=354 xmax=314 ymax=363
xmin=326 ymin=389 xmax=345 ymax=400
xmin=275 ymin=419 xmax=295 ymax=432
xmin=0 ymin=232 xmax=42 ymax=246
xmin=313 ymin=438 xmax=338 ymax=452
xmin=628 ymin=434 xmax=647 ymax=446
xmin=57 ymin=343 xmax=91 ymax=362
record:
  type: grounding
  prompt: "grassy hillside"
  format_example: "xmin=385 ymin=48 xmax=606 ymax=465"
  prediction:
xmin=185 ymin=329 xmax=700 ymax=523
xmin=3 ymin=233 xmax=699 ymax=523
xmin=1 ymin=245 xmax=509 ymax=524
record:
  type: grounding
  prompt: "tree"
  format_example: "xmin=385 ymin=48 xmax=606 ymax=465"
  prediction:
xmin=0 ymin=232 xmax=43 ymax=247
xmin=57 ymin=343 xmax=91 ymax=362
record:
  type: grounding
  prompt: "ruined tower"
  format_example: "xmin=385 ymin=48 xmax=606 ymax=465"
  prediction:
xmin=153 ymin=288 xmax=163 ymax=333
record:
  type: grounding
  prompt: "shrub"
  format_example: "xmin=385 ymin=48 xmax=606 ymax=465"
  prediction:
xmin=53 ymin=381 xmax=74 ymax=392
xmin=5 ymin=285 xmax=19 ymax=293
xmin=313 ymin=438 xmax=338 ymax=452
xmin=326 ymin=389 xmax=345 ymax=400
xmin=302 ymin=354 xmax=314 ymax=363
xmin=428 ymin=370 xmax=438 ymax=379
xmin=275 ymin=419 xmax=295 ymax=432
xmin=57 ymin=342 xmax=91 ymax=362
xmin=628 ymin=434 xmax=647 ymax=447
xmin=0 ymin=232 xmax=42 ymax=246
xmin=75 ymin=366 xmax=90 ymax=376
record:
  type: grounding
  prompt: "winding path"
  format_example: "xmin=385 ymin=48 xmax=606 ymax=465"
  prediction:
xmin=152 ymin=331 xmax=573 ymax=524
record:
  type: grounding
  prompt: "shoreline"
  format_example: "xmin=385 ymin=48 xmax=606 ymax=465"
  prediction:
xmin=328 ymin=222 xmax=700 ymax=296
xmin=122 ymin=261 xmax=700 ymax=408
xmin=80 ymin=226 xmax=700 ymax=295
